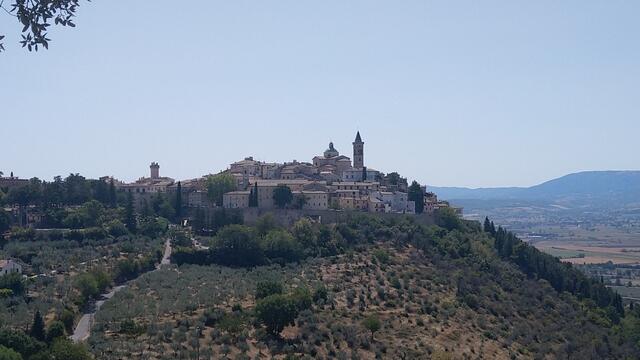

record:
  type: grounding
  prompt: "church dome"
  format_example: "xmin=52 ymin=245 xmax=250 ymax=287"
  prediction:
xmin=324 ymin=142 xmax=340 ymax=158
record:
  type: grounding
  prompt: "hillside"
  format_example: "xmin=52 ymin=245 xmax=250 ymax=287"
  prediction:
xmin=85 ymin=213 xmax=640 ymax=359
xmin=430 ymin=171 xmax=640 ymax=207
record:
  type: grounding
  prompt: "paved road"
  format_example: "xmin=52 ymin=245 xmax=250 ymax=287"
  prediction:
xmin=70 ymin=238 xmax=172 ymax=342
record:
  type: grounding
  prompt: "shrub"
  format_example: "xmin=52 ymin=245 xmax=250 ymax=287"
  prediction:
xmin=255 ymin=294 xmax=298 ymax=336
xmin=212 ymin=225 xmax=264 ymax=267
xmin=362 ymin=314 xmax=381 ymax=340
xmin=290 ymin=287 xmax=313 ymax=312
xmin=46 ymin=321 xmax=66 ymax=342
xmin=105 ymin=220 xmax=128 ymax=237
xmin=0 ymin=345 xmax=21 ymax=360
xmin=256 ymin=281 xmax=284 ymax=300
xmin=262 ymin=229 xmax=303 ymax=264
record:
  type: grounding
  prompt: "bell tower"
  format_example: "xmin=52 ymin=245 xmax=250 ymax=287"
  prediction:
xmin=150 ymin=162 xmax=160 ymax=179
xmin=353 ymin=131 xmax=364 ymax=169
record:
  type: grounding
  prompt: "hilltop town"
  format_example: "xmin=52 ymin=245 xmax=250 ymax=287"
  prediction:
xmin=0 ymin=131 xmax=462 ymax=234
xmin=1 ymin=133 xmax=640 ymax=360
xmin=109 ymin=132 xmax=458 ymax=222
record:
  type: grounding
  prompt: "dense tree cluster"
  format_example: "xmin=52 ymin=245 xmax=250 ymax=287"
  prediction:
xmin=206 ymin=173 xmax=237 ymax=207
xmin=0 ymin=173 xmax=175 ymax=241
xmin=484 ymin=217 xmax=625 ymax=320
xmin=0 ymin=324 xmax=91 ymax=360
xmin=172 ymin=215 xmax=344 ymax=267
xmin=254 ymin=284 xmax=312 ymax=336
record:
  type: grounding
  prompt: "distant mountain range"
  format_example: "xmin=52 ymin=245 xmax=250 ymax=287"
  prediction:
xmin=430 ymin=171 xmax=640 ymax=209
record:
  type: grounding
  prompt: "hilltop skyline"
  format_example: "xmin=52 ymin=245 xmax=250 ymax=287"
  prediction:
xmin=2 ymin=1 xmax=639 ymax=187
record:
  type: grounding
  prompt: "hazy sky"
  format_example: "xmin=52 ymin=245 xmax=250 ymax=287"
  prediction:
xmin=1 ymin=1 xmax=638 ymax=187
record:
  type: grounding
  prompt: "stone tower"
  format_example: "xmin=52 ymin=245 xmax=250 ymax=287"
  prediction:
xmin=353 ymin=131 xmax=364 ymax=169
xmin=150 ymin=162 xmax=160 ymax=179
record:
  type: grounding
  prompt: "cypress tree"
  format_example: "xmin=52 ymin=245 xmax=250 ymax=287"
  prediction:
xmin=125 ymin=192 xmax=137 ymax=233
xmin=249 ymin=183 xmax=258 ymax=207
xmin=109 ymin=179 xmax=117 ymax=208
xmin=175 ymin=181 xmax=183 ymax=221
xmin=254 ymin=183 xmax=259 ymax=207
xmin=483 ymin=217 xmax=491 ymax=233
xmin=31 ymin=310 xmax=46 ymax=341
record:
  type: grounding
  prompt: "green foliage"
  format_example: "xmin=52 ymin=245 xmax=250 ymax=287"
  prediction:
xmin=104 ymin=219 xmax=128 ymax=237
xmin=488 ymin=222 xmax=625 ymax=320
xmin=0 ymin=273 xmax=24 ymax=296
xmin=292 ymin=218 xmax=319 ymax=251
xmin=175 ymin=181 xmax=183 ymax=220
xmin=273 ymin=185 xmax=293 ymax=209
xmin=255 ymin=294 xmax=298 ymax=336
xmin=49 ymin=339 xmax=92 ymax=360
xmin=248 ymin=183 xmax=258 ymax=208
xmin=124 ymin=192 xmax=137 ymax=233
xmin=290 ymin=286 xmax=312 ymax=312
xmin=30 ymin=310 xmax=46 ymax=342
xmin=407 ymin=181 xmax=424 ymax=214
xmin=207 ymin=173 xmax=237 ymax=206
xmin=362 ymin=314 xmax=381 ymax=339
xmin=0 ymin=329 xmax=45 ymax=358
xmin=138 ymin=217 xmax=168 ymax=238
xmin=0 ymin=0 xmax=84 ymax=52
xmin=256 ymin=280 xmax=284 ymax=300
xmin=75 ymin=269 xmax=110 ymax=304
xmin=313 ymin=285 xmax=328 ymax=304
xmin=372 ymin=249 xmax=391 ymax=264
xmin=0 ymin=345 xmax=21 ymax=360
xmin=46 ymin=321 xmax=66 ymax=342
xmin=115 ymin=254 xmax=158 ymax=283
xmin=213 ymin=225 xmax=264 ymax=267
xmin=262 ymin=229 xmax=302 ymax=264
xmin=119 ymin=319 xmax=145 ymax=336
xmin=255 ymin=213 xmax=278 ymax=236
xmin=0 ymin=210 xmax=11 ymax=234
xmin=59 ymin=310 xmax=75 ymax=334
xmin=435 ymin=207 xmax=463 ymax=231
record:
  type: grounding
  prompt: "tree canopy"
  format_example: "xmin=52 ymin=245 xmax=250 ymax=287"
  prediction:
xmin=273 ymin=185 xmax=293 ymax=209
xmin=206 ymin=173 xmax=237 ymax=206
xmin=0 ymin=0 xmax=85 ymax=52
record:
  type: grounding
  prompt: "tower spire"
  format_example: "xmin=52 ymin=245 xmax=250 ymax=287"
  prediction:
xmin=353 ymin=131 xmax=364 ymax=168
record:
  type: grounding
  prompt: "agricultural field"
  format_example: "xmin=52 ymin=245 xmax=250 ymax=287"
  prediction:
xmin=0 ymin=234 xmax=165 ymax=331
xmin=515 ymin=225 xmax=640 ymax=265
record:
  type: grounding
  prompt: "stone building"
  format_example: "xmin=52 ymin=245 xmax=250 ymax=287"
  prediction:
xmin=0 ymin=173 xmax=29 ymax=192
xmin=117 ymin=162 xmax=175 ymax=209
xmin=0 ymin=259 xmax=22 ymax=276
xmin=223 ymin=191 xmax=250 ymax=209
xmin=353 ymin=131 xmax=364 ymax=169
xmin=312 ymin=142 xmax=352 ymax=177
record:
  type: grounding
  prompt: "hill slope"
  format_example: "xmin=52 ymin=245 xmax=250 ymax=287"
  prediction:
xmin=86 ymin=214 xmax=640 ymax=359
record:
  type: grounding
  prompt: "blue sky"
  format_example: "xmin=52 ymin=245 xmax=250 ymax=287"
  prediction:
xmin=1 ymin=1 xmax=638 ymax=187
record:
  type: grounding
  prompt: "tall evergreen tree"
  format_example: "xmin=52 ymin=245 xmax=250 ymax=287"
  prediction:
xmin=30 ymin=310 xmax=45 ymax=341
xmin=249 ymin=183 xmax=258 ymax=207
xmin=124 ymin=192 xmax=137 ymax=233
xmin=109 ymin=179 xmax=117 ymax=208
xmin=175 ymin=181 xmax=183 ymax=221
xmin=362 ymin=167 xmax=367 ymax=181
xmin=483 ymin=217 xmax=491 ymax=233
xmin=407 ymin=181 xmax=424 ymax=214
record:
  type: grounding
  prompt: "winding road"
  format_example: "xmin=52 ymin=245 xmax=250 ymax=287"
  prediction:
xmin=70 ymin=238 xmax=172 ymax=342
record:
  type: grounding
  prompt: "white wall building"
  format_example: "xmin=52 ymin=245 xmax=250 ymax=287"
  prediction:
xmin=0 ymin=260 xmax=22 ymax=276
